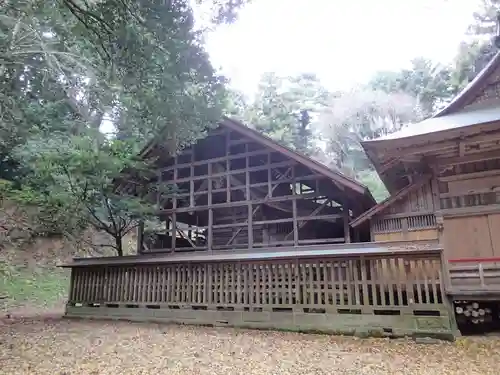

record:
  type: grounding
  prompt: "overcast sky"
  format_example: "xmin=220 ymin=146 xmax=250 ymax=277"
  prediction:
xmin=205 ymin=0 xmax=481 ymax=96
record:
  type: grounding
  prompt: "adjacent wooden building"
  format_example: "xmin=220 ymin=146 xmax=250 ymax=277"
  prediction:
xmin=353 ymin=52 xmax=500 ymax=325
xmin=61 ymin=53 xmax=500 ymax=338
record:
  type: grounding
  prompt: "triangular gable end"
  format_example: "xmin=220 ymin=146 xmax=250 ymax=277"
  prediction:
xmin=221 ymin=118 xmax=373 ymax=199
xmin=147 ymin=117 xmax=376 ymax=212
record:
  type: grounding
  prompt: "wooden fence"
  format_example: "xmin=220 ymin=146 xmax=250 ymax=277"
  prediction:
xmin=62 ymin=246 xmax=458 ymax=339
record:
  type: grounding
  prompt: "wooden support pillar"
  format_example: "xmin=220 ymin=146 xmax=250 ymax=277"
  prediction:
xmin=343 ymin=198 xmax=351 ymax=243
xmin=208 ymin=162 xmax=213 ymax=251
xmin=245 ymin=147 xmax=253 ymax=249
xmin=171 ymin=156 xmax=178 ymax=252
xmin=248 ymin=203 xmax=253 ymax=249
xmin=190 ymin=150 xmax=195 ymax=208
xmin=402 ymin=217 xmax=409 ymax=241
xmin=262 ymin=213 xmax=269 ymax=245
xmin=267 ymin=153 xmax=272 ymax=198
xmin=136 ymin=220 xmax=144 ymax=254
xmin=171 ymin=213 xmax=176 ymax=252
xmin=208 ymin=209 xmax=213 ymax=251
xmin=292 ymin=200 xmax=298 ymax=246
xmin=172 ymin=156 xmax=178 ymax=210
xmin=292 ymin=166 xmax=298 ymax=246
xmin=245 ymin=152 xmax=250 ymax=201
xmin=226 ymin=130 xmax=231 ymax=203
xmin=353 ymin=228 xmax=360 ymax=243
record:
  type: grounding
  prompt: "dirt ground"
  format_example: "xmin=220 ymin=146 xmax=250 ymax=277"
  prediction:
xmin=0 ymin=315 xmax=499 ymax=375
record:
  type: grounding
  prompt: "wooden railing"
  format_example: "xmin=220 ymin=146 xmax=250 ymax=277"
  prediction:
xmin=372 ymin=213 xmax=437 ymax=234
xmin=448 ymin=258 xmax=500 ymax=296
xmin=61 ymin=245 xmax=457 ymax=338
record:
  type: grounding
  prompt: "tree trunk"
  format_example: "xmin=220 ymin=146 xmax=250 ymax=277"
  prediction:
xmin=115 ymin=236 xmax=124 ymax=257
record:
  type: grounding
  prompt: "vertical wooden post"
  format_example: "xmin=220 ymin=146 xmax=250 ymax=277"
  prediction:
xmin=353 ymin=228 xmax=360 ymax=243
xmin=430 ymin=174 xmax=444 ymax=245
xmin=245 ymin=151 xmax=250 ymax=201
xmin=246 ymin=147 xmax=253 ymax=249
xmin=292 ymin=200 xmax=298 ymax=246
xmin=226 ymin=130 xmax=231 ymax=203
xmin=292 ymin=166 xmax=298 ymax=246
xmin=173 ymin=156 xmax=178 ymax=210
xmin=190 ymin=150 xmax=195 ymax=208
xmin=267 ymin=153 xmax=272 ymax=198
xmin=172 ymin=155 xmax=178 ymax=252
xmin=208 ymin=162 xmax=213 ymax=251
xmin=401 ymin=217 xmax=409 ymax=240
xmin=208 ymin=209 xmax=213 ymax=251
xmin=262 ymin=214 xmax=269 ymax=245
xmin=136 ymin=220 xmax=144 ymax=254
xmin=248 ymin=204 xmax=253 ymax=249
xmin=343 ymin=197 xmax=351 ymax=243
xmin=171 ymin=213 xmax=176 ymax=252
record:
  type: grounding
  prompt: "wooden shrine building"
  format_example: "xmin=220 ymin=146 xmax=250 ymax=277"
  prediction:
xmin=135 ymin=117 xmax=376 ymax=253
xmin=353 ymin=51 xmax=500 ymax=326
xmin=62 ymin=116 xmax=456 ymax=339
xmin=60 ymin=52 xmax=500 ymax=337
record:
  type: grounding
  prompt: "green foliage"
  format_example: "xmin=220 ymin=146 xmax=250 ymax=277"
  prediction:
xmin=0 ymin=265 xmax=69 ymax=308
xmin=235 ymin=72 xmax=329 ymax=155
xmin=468 ymin=0 xmax=500 ymax=36
xmin=449 ymin=41 xmax=497 ymax=94
xmin=0 ymin=0 xmax=249 ymax=255
xmin=8 ymin=133 xmax=159 ymax=255
xmin=369 ymin=58 xmax=454 ymax=118
xmin=356 ymin=170 xmax=389 ymax=203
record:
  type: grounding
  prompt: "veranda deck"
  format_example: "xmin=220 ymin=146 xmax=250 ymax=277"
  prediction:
xmin=60 ymin=240 xmax=459 ymax=339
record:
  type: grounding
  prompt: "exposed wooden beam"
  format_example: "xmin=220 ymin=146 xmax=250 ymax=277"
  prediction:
xmin=434 ymin=149 xmax=500 ymax=167
xmin=283 ymin=199 xmax=331 ymax=241
xmin=380 ymin=130 xmax=500 ymax=160
xmin=159 ymin=192 xmax=323 ymax=214
xmin=225 ymin=167 xmax=292 ymax=246
xmin=343 ymin=198 xmax=350 ymax=243
xmin=378 ymin=158 xmax=400 ymax=175
xmin=175 ymin=227 xmax=196 ymax=248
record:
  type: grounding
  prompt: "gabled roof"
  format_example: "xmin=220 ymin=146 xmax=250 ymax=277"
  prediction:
xmin=140 ymin=116 xmax=376 ymax=207
xmin=361 ymin=50 xmax=500 ymax=192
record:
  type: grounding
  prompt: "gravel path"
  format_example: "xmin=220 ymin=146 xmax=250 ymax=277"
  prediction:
xmin=0 ymin=317 xmax=499 ymax=375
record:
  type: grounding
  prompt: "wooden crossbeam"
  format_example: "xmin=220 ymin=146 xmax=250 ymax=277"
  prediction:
xmin=283 ymin=199 xmax=331 ymax=241
xmin=159 ymin=178 xmax=208 ymax=208
xmin=225 ymin=167 xmax=292 ymax=246
xmin=176 ymin=228 xmax=196 ymax=248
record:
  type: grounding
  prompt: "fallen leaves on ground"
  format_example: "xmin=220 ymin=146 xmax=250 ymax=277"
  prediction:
xmin=0 ymin=317 xmax=499 ymax=375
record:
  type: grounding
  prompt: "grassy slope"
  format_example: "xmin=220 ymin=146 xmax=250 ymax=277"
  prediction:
xmin=0 ymin=265 xmax=69 ymax=309
xmin=1 ymin=237 xmax=71 ymax=311
xmin=0 ymin=233 xmax=136 ymax=313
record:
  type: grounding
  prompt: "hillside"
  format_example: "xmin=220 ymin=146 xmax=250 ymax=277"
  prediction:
xmin=0 ymin=207 xmax=136 ymax=316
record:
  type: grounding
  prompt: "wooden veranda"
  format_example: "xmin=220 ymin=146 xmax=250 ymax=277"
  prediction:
xmin=63 ymin=242 xmax=456 ymax=338
xmin=60 ymin=117 xmax=458 ymax=338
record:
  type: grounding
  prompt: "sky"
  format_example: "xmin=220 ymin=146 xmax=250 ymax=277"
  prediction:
xmin=205 ymin=0 xmax=482 ymax=97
